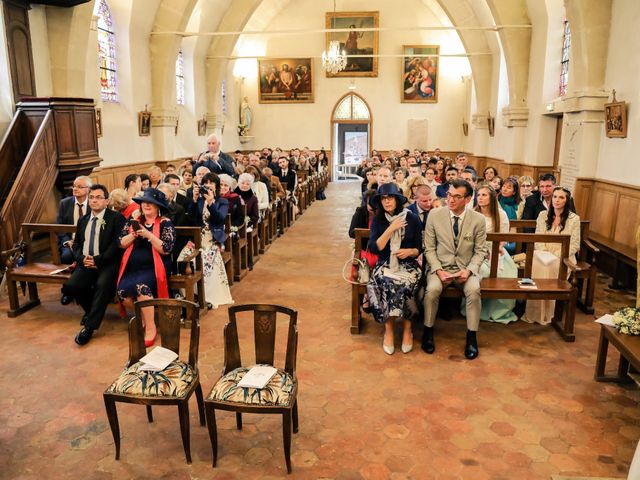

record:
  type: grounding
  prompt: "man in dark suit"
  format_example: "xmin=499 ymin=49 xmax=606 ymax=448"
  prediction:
xmin=191 ymin=134 xmax=235 ymax=176
xmin=56 ymin=176 xmax=92 ymax=264
xmin=435 ymin=166 xmax=459 ymax=199
xmin=407 ymin=185 xmax=434 ymax=232
xmin=522 ymin=172 xmax=576 ymax=222
xmin=277 ymin=156 xmax=297 ymax=192
xmin=62 ymin=184 xmax=126 ymax=345
xmin=165 ymin=173 xmax=188 ymax=210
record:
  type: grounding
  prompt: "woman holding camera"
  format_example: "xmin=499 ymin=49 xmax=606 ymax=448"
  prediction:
xmin=117 ymin=188 xmax=175 ymax=346
xmin=189 ymin=172 xmax=232 ymax=309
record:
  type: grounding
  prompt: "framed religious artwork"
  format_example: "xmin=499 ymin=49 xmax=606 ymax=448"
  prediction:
xmin=488 ymin=112 xmax=495 ymax=137
xmin=325 ymin=11 xmax=379 ymax=77
xmin=401 ymin=45 xmax=439 ymax=103
xmin=197 ymin=116 xmax=207 ymax=136
xmin=138 ymin=109 xmax=151 ymax=136
xmin=258 ymin=58 xmax=314 ymax=103
xmin=95 ymin=108 xmax=102 ymax=137
xmin=605 ymin=99 xmax=627 ymax=138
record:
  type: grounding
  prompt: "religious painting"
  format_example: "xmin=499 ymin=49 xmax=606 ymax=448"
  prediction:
xmin=488 ymin=113 xmax=495 ymax=137
xmin=325 ymin=11 xmax=379 ymax=77
xmin=401 ymin=45 xmax=439 ymax=103
xmin=197 ymin=117 xmax=207 ymax=136
xmin=605 ymin=101 xmax=627 ymax=138
xmin=95 ymin=108 xmax=102 ymax=137
xmin=258 ymin=58 xmax=314 ymax=103
xmin=138 ymin=110 xmax=151 ymax=136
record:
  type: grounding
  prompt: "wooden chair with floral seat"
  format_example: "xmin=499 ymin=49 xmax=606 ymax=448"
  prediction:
xmin=103 ymin=299 xmax=205 ymax=464
xmin=204 ymin=303 xmax=299 ymax=473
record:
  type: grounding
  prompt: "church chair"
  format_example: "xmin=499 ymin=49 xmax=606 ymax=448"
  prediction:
xmin=269 ymin=202 xmax=278 ymax=242
xmin=247 ymin=219 xmax=260 ymax=266
xmin=258 ymin=213 xmax=269 ymax=254
xmin=103 ymin=299 xmax=205 ymax=464
xmin=204 ymin=303 xmax=299 ymax=473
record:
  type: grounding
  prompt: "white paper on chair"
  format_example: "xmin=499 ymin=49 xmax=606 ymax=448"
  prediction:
xmin=237 ymin=365 xmax=277 ymax=389
xmin=595 ymin=314 xmax=616 ymax=327
xmin=139 ymin=346 xmax=178 ymax=372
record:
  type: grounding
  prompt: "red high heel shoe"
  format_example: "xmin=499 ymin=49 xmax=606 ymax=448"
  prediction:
xmin=144 ymin=331 xmax=157 ymax=347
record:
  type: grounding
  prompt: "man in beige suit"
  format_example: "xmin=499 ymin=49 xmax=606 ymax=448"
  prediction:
xmin=422 ymin=179 xmax=487 ymax=359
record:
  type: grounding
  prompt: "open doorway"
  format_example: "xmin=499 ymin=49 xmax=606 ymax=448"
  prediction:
xmin=330 ymin=93 xmax=372 ymax=181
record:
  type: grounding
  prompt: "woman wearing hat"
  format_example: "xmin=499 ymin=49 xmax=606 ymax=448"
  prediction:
xmin=367 ymin=183 xmax=423 ymax=355
xmin=117 ymin=188 xmax=176 ymax=346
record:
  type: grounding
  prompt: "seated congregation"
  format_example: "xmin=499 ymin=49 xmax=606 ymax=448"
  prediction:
xmin=350 ymin=148 xmax=581 ymax=359
xmin=4 ymin=134 xmax=328 ymax=347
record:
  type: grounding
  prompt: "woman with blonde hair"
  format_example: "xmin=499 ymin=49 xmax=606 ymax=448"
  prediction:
xmin=405 ymin=174 xmax=427 ymax=203
xmin=109 ymin=188 xmax=140 ymax=220
xmin=517 ymin=175 xmax=535 ymax=219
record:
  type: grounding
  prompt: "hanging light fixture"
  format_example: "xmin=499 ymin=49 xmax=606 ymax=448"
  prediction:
xmin=322 ymin=0 xmax=347 ymax=74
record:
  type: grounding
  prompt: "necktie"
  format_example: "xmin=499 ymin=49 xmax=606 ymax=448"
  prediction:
xmin=77 ymin=203 xmax=84 ymax=219
xmin=88 ymin=217 xmax=97 ymax=256
xmin=453 ymin=216 xmax=460 ymax=239
xmin=421 ymin=211 xmax=427 ymax=225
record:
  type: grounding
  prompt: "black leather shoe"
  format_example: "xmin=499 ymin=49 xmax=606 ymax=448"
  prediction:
xmin=421 ymin=327 xmax=435 ymax=354
xmin=80 ymin=315 xmax=88 ymax=326
xmin=464 ymin=330 xmax=479 ymax=360
xmin=75 ymin=327 xmax=94 ymax=346
xmin=61 ymin=294 xmax=73 ymax=305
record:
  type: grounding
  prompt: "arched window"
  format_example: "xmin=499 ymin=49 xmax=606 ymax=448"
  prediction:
xmin=176 ymin=50 xmax=185 ymax=105
xmin=559 ymin=19 xmax=570 ymax=97
xmin=332 ymin=93 xmax=370 ymax=121
xmin=94 ymin=0 xmax=117 ymax=102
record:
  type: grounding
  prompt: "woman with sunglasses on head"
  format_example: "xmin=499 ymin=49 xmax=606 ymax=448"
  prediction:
xmin=517 ymin=175 xmax=534 ymax=219
xmin=498 ymin=176 xmax=521 ymax=254
xmin=522 ymin=186 xmax=581 ymax=325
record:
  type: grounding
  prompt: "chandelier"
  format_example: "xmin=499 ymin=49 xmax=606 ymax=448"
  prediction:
xmin=322 ymin=40 xmax=347 ymax=74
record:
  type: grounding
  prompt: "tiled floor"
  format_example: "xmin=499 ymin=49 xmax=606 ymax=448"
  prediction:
xmin=0 ymin=181 xmax=638 ymax=479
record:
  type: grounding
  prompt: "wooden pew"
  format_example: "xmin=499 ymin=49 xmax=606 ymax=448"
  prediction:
xmin=2 ymin=223 xmax=206 ymax=317
xmin=511 ymin=219 xmax=598 ymax=313
xmin=350 ymin=229 xmax=578 ymax=341
xmin=595 ymin=324 xmax=640 ymax=383
xmin=232 ymin=205 xmax=249 ymax=282
xmin=222 ymin=215 xmax=234 ymax=286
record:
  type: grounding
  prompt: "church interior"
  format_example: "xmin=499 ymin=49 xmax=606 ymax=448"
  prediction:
xmin=1 ymin=0 xmax=640 ymax=478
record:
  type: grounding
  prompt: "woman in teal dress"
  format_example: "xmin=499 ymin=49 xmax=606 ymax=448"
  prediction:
xmin=462 ymin=184 xmax=518 ymax=323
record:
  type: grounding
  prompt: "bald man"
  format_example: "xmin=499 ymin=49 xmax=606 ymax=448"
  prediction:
xmin=192 ymin=134 xmax=235 ymax=176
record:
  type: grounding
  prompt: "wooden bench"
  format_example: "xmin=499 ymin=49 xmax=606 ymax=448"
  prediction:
xmin=350 ymin=229 xmax=578 ymax=341
xmin=2 ymin=223 xmax=206 ymax=317
xmin=595 ymin=324 xmax=640 ymax=383
xmin=511 ymin=219 xmax=599 ymax=314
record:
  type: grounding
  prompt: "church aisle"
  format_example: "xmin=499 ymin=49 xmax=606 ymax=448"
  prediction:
xmin=0 ymin=180 xmax=638 ymax=479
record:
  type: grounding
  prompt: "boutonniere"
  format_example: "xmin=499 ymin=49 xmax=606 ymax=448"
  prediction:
xmin=99 ymin=219 xmax=107 ymax=230
xmin=463 ymin=233 xmax=472 ymax=241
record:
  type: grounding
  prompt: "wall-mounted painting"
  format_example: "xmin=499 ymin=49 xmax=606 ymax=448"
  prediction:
xmin=605 ymin=101 xmax=627 ymax=138
xmin=325 ymin=11 xmax=379 ymax=77
xmin=258 ymin=58 xmax=314 ymax=103
xmin=401 ymin=45 xmax=439 ymax=103
xmin=95 ymin=108 xmax=102 ymax=137
xmin=138 ymin=110 xmax=151 ymax=136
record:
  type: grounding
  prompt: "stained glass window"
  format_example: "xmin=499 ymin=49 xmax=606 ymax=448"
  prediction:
xmin=559 ymin=20 xmax=570 ymax=97
xmin=176 ymin=50 xmax=185 ymax=105
xmin=94 ymin=0 xmax=117 ymax=102
xmin=332 ymin=94 xmax=370 ymax=120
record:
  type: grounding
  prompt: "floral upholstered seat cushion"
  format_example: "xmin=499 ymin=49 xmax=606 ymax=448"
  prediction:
xmin=207 ymin=365 xmax=295 ymax=406
xmin=106 ymin=360 xmax=196 ymax=398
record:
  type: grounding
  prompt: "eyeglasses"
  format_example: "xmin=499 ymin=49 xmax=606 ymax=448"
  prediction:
xmin=447 ymin=193 xmax=465 ymax=200
xmin=73 ymin=184 xmax=89 ymax=189
xmin=521 ymin=184 xmax=532 ymax=188
xmin=88 ymin=195 xmax=105 ymax=200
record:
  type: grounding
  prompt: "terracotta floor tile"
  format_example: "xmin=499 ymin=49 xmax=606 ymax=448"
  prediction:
xmin=1 ymin=181 xmax=638 ymax=478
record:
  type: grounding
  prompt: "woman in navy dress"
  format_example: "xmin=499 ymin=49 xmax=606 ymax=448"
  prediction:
xmin=117 ymin=188 xmax=175 ymax=346
xmin=366 ymin=183 xmax=423 ymax=355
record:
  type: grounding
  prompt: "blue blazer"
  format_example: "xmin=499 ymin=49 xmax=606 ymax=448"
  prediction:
xmin=368 ymin=210 xmax=423 ymax=265
xmin=189 ymin=197 xmax=229 ymax=244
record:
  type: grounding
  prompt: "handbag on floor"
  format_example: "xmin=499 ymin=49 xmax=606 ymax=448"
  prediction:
xmin=342 ymin=253 xmax=370 ymax=285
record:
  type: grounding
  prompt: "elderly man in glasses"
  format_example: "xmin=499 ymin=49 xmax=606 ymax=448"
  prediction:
xmin=56 ymin=176 xmax=93 ymax=265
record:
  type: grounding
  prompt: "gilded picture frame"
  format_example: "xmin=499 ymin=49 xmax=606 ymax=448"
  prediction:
xmin=325 ymin=11 xmax=379 ymax=77
xmin=258 ymin=58 xmax=314 ymax=103
xmin=604 ymin=101 xmax=627 ymax=138
xmin=401 ymin=45 xmax=439 ymax=103
xmin=138 ymin=111 xmax=151 ymax=136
